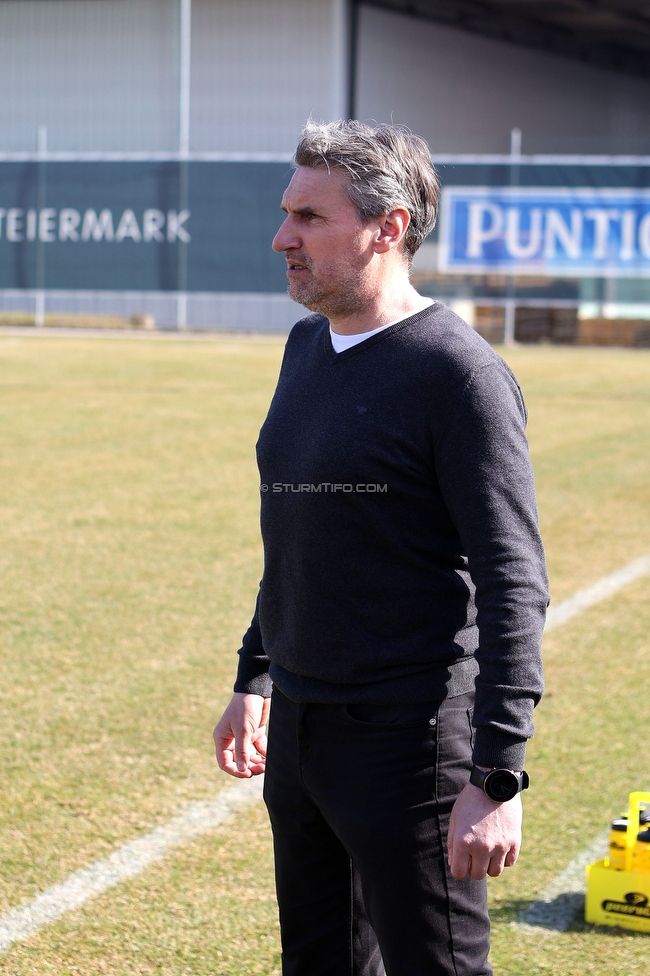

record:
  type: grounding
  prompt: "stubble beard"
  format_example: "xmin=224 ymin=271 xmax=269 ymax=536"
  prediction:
xmin=286 ymin=257 xmax=369 ymax=322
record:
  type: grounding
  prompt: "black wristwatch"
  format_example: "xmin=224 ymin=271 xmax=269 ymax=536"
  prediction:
xmin=470 ymin=765 xmax=530 ymax=802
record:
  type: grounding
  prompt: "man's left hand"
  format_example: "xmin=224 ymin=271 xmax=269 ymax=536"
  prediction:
xmin=447 ymin=783 xmax=522 ymax=880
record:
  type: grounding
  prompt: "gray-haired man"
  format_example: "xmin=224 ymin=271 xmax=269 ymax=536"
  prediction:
xmin=214 ymin=120 xmax=548 ymax=976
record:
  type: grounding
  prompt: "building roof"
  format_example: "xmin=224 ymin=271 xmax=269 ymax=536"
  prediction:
xmin=364 ymin=0 xmax=650 ymax=78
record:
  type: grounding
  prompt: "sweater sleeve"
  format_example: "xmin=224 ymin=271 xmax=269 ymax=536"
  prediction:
xmin=233 ymin=590 xmax=273 ymax=697
xmin=434 ymin=361 xmax=548 ymax=770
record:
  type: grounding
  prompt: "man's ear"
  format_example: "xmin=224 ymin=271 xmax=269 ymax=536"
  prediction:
xmin=373 ymin=207 xmax=410 ymax=254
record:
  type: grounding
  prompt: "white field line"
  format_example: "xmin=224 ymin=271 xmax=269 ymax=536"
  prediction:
xmin=0 ymin=776 xmax=263 ymax=954
xmin=544 ymin=553 xmax=650 ymax=633
xmin=516 ymin=553 xmax=650 ymax=933
xmin=1 ymin=556 xmax=648 ymax=951
xmin=516 ymin=831 xmax=609 ymax=934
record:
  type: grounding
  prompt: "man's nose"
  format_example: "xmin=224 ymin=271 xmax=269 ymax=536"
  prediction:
xmin=272 ymin=217 xmax=300 ymax=253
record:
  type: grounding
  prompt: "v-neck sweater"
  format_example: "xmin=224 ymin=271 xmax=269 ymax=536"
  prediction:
xmin=328 ymin=298 xmax=434 ymax=352
xmin=234 ymin=303 xmax=548 ymax=769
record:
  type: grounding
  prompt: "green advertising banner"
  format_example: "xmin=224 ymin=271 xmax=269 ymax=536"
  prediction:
xmin=0 ymin=161 xmax=293 ymax=292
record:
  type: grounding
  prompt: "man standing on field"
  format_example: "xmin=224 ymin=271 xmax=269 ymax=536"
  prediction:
xmin=213 ymin=120 xmax=548 ymax=976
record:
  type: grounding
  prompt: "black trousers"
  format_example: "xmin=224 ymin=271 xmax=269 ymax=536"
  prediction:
xmin=263 ymin=687 xmax=492 ymax=976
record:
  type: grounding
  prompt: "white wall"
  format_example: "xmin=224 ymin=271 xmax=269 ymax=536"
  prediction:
xmin=0 ymin=0 xmax=180 ymax=152
xmin=191 ymin=0 xmax=348 ymax=153
xmin=356 ymin=5 xmax=650 ymax=155
xmin=0 ymin=0 xmax=347 ymax=154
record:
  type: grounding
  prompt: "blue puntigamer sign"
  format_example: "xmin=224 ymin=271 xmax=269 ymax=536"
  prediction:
xmin=438 ymin=187 xmax=650 ymax=277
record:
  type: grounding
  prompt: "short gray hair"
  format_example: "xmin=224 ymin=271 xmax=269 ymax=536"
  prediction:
xmin=294 ymin=119 xmax=440 ymax=259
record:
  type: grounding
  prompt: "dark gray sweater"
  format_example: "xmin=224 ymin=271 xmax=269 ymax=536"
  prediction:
xmin=234 ymin=303 xmax=548 ymax=769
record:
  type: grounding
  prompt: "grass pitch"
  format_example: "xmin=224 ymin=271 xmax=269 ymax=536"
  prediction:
xmin=0 ymin=336 xmax=649 ymax=975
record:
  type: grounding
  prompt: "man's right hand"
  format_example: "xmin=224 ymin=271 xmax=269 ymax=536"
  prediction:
xmin=213 ymin=692 xmax=270 ymax=778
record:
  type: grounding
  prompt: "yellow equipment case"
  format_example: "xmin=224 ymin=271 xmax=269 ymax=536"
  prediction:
xmin=585 ymin=792 xmax=650 ymax=933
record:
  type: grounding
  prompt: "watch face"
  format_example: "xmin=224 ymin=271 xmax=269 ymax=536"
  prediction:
xmin=485 ymin=769 xmax=519 ymax=802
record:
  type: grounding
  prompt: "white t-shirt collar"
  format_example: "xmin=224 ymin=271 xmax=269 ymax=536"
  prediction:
xmin=329 ymin=299 xmax=434 ymax=354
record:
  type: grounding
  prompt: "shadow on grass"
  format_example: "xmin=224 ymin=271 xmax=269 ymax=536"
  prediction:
xmin=491 ymin=896 xmax=650 ymax=938
xmin=490 ymin=893 xmax=583 ymax=931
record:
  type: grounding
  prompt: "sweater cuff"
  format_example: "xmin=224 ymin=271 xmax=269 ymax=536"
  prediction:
xmin=472 ymin=729 xmax=528 ymax=771
xmin=233 ymin=657 xmax=273 ymax=698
